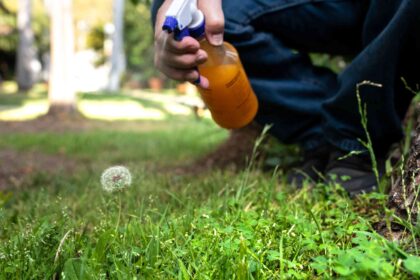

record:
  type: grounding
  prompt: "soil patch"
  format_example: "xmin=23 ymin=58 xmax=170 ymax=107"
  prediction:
xmin=0 ymin=149 xmax=77 ymax=190
xmin=171 ymin=122 xmax=264 ymax=175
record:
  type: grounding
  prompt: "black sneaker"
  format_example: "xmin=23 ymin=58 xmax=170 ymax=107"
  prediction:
xmin=287 ymin=145 xmax=331 ymax=188
xmin=325 ymin=149 xmax=385 ymax=197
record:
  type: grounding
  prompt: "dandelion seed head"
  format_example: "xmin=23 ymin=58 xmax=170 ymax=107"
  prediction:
xmin=101 ymin=166 xmax=132 ymax=192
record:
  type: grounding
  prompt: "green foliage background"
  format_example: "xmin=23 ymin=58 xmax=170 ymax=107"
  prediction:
xmin=0 ymin=0 xmax=49 ymax=79
xmin=86 ymin=0 xmax=158 ymax=83
xmin=1 ymin=0 xmax=157 ymax=82
xmin=123 ymin=1 xmax=157 ymax=82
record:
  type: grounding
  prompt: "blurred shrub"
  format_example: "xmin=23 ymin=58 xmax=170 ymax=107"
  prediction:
xmin=87 ymin=25 xmax=106 ymax=52
xmin=0 ymin=4 xmax=17 ymax=79
xmin=87 ymin=1 xmax=159 ymax=85
xmin=124 ymin=1 xmax=157 ymax=82
xmin=0 ymin=1 xmax=49 ymax=80
xmin=86 ymin=25 xmax=107 ymax=67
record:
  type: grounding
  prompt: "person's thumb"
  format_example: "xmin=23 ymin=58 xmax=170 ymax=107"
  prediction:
xmin=198 ymin=0 xmax=224 ymax=46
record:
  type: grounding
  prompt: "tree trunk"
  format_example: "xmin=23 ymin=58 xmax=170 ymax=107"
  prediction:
xmin=47 ymin=0 xmax=78 ymax=117
xmin=16 ymin=0 xmax=36 ymax=92
xmin=106 ymin=0 xmax=126 ymax=92
xmin=388 ymin=104 xmax=420 ymax=225
xmin=0 ymin=1 xmax=13 ymax=15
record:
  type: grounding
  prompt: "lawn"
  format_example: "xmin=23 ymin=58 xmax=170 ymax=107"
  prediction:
xmin=0 ymin=85 xmax=420 ymax=279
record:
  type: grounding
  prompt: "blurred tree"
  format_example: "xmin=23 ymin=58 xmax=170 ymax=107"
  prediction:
xmin=0 ymin=0 xmax=12 ymax=14
xmin=0 ymin=1 xmax=49 ymax=81
xmin=87 ymin=0 xmax=158 ymax=87
xmin=129 ymin=0 xmax=152 ymax=5
xmin=33 ymin=3 xmax=50 ymax=64
xmin=124 ymin=0 xmax=157 ymax=84
xmin=73 ymin=0 xmax=112 ymax=26
xmin=106 ymin=0 xmax=126 ymax=91
xmin=0 ymin=1 xmax=16 ymax=80
xmin=47 ymin=0 xmax=77 ymax=116
xmin=86 ymin=25 xmax=107 ymax=66
xmin=16 ymin=0 xmax=37 ymax=91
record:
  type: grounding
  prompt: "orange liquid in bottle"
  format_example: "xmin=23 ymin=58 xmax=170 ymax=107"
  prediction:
xmin=197 ymin=41 xmax=258 ymax=129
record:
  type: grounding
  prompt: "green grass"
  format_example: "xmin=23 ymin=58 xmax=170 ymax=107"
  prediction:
xmin=0 ymin=123 xmax=225 ymax=164
xmin=1 ymin=88 xmax=420 ymax=279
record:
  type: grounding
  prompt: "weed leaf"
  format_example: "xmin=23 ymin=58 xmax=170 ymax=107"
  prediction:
xmin=404 ymin=255 xmax=420 ymax=275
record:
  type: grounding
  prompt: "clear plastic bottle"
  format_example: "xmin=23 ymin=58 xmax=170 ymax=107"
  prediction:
xmin=197 ymin=40 xmax=258 ymax=129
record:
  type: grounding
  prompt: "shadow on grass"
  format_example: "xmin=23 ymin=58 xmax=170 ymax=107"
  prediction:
xmin=0 ymin=82 xmax=48 ymax=109
xmin=79 ymin=91 xmax=169 ymax=113
xmin=0 ymin=84 xmax=204 ymax=123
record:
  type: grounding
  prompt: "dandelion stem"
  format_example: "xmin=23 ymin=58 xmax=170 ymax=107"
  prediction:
xmin=54 ymin=229 xmax=72 ymax=264
xmin=115 ymin=193 xmax=122 ymax=232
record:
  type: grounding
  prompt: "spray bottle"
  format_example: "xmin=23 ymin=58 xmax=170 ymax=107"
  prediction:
xmin=162 ymin=0 xmax=258 ymax=129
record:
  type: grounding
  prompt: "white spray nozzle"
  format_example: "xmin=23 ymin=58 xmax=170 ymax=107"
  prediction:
xmin=163 ymin=0 xmax=205 ymax=40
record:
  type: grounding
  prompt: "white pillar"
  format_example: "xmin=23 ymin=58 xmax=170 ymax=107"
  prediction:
xmin=107 ymin=0 xmax=126 ymax=92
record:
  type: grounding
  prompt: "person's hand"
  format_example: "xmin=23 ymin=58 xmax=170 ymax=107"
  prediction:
xmin=154 ymin=0 xmax=224 ymax=88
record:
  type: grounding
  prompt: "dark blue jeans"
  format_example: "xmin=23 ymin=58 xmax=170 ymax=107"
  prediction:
xmin=152 ymin=0 xmax=420 ymax=156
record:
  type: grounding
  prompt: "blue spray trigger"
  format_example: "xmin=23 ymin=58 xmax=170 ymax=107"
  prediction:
xmin=163 ymin=16 xmax=190 ymax=41
xmin=162 ymin=16 xmax=178 ymax=33
xmin=163 ymin=17 xmax=205 ymax=41
xmin=174 ymin=28 xmax=190 ymax=41
xmin=188 ymin=19 xmax=205 ymax=39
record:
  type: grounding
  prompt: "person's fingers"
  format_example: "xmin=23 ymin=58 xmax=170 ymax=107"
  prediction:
xmin=160 ymin=64 xmax=209 ymax=88
xmin=155 ymin=32 xmax=199 ymax=54
xmin=164 ymin=36 xmax=200 ymax=54
xmin=198 ymin=75 xmax=209 ymax=89
xmin=153 ymin=0 xmax=213 ymax=87
xmin=158 ymin=64 xmax=200 ymax=83
xmin=163 ymin=50 xmax=207 ymax=69
xmin=155 ymin=32 xmax=208 ymax=82
xmin=155 ymin=56 xmax=209 ymax=88
xmin=198 ymin=0 xmax=224 ymax=46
